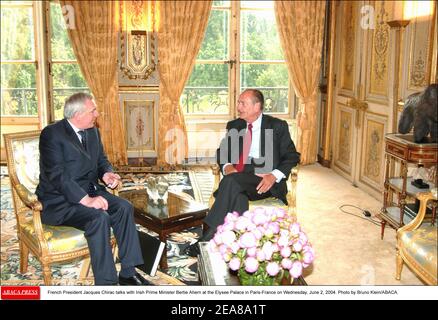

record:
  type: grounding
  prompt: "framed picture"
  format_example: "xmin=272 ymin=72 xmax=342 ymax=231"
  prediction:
xmin=118 ymin=1 xmax=159 ymax=87
xmin=119 ymin=91 xmax=159 ymax=158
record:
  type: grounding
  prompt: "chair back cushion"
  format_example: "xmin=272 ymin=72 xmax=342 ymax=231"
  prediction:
xmin=5 ymin=131 xmax=40 ymax=193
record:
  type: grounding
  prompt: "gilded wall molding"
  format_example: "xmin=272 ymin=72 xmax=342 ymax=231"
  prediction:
xmin=360 ymin=117 xmax=385 ymax=191
xmin=340 ymin=2 xmax=356 ymax=91
xmin=118 ymin=0 xmax=159 ymax=87
xmin=410 ymin=50 xmax=427 ymax=87
xmin=404 ymin=3 xmax=435 ymax=93
xmin=369 ymin=1 xmax=390 ymax=96
xmin=364 ymin=123 xmax=383 ymax=184
xmin=337 ymin=109 xmax=353 ymax=168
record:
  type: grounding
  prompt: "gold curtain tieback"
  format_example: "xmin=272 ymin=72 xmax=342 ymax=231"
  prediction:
xmin=297 ymin=111 xmax=309 ymax=130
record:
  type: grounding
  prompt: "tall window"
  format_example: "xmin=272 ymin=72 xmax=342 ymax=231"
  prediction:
xmin=1 ymin=1 xmax=88 ymax=121
xmin=47 ymin=1 xmax=88 ymax=121
xmin=240 ymin=1 xmax=289 ymax=113
xmin=181 ymin=0 xmax=294 ymax=118
xmin=1 ymin=1 xmax=38 ymax=116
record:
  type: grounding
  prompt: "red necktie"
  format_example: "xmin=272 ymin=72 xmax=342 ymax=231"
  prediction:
xmin=234 ymin=123 xmax=253 ymax=172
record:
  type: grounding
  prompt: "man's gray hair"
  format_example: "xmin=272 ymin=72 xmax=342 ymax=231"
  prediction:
xmin=64 ymin=92 xmax=94 ymax=119
xmin=243 ymin=89 xmax=264 ymax=111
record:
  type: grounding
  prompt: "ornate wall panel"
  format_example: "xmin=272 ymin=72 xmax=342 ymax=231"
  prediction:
xmin=125 ymin=101 xmax=155 ymax=152
xmin=118 ymin=0 xmax=159 ymax=87
xmin=368 ymin=1 xmax=392 ymax=99
xmin=339 ymin=1 xmax=356 ymax=92
xmin=119 ymin=91 xmax=159 ymax=158
xmin=401 ymin=2 xmax=436 ymax=97
xmin=335 ymin=106 xmax=354 ymax=173
xmin=360 ymin=115 xmax=386 ymax=190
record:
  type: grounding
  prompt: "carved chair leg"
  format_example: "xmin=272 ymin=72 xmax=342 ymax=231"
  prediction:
xmin=19 ymin=241 xmax=29 ymax=273
xmin=79 ymin=256 xmax=92 ymax=281
xmin=41 ymin=262 xmax=52 ymax=286
xmin=395 ymin=248 xmax=403 ymax=280
xmin=380 ymin=220 xmax=386 ymax=239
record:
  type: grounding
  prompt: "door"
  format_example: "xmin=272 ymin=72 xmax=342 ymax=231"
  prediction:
xmin=332 ymin=1 xmax=394 ymax=199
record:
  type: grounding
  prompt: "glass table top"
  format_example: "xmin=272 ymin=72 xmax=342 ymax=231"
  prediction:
xmin=119 ymin=189 xmax=208 ymax=221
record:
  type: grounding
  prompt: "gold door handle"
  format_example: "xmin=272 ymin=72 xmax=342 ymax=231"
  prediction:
xmin=347 ymin=98 xmax=368 ymax=128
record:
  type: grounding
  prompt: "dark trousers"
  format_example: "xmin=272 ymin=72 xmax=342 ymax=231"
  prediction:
xmin=43 ymin=191 xmax=143 ymax=285
xmin=204 ymin=168 xmax=272 ymax=232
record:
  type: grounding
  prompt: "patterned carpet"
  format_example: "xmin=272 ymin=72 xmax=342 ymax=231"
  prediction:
xmin=0 ymin=170 xmax=213 ymax=286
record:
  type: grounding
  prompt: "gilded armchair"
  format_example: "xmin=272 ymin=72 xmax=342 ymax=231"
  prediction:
xmin=209 ymin=165 xmax=298 ymax=218
xmin=396 ymin=190 xmax=437 ymax=285
xmin=4 ymin=130 xmax=116 ymax=285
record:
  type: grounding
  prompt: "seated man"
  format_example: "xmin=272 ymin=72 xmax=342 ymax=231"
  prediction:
xmin=185 ymin=89 xmax=300 ymax=256
xmin=36 ymin=93 xmax=148 ymax=285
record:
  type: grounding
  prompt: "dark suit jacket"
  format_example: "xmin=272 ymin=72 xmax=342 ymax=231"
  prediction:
xmin=36 ymin=119 xmax=113 ymax=222
xmin=216 ymin=114 xmax=300 ymax=203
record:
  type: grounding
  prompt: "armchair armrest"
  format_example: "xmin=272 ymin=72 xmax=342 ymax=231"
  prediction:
xmin=209 ymin=165 xmax=221 ymax=208
xmin=108 ymin=183 xmax=122 ymax=196
xmin=397 ymin=191 xmax=436 ymax=236
xmin=286 ymin=166 xmax=299 ymax=217
xmin=15 ymin=183 xmax=42 ymax=211
xmin=14 ymin=183 xmax=49 ymax=252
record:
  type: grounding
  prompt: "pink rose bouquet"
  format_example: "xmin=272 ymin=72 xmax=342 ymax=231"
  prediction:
xmin=209 ymin=207 xmax=314 ymax=285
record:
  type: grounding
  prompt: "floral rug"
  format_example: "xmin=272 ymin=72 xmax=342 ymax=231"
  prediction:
xmin=0 ymin=174 xmax=202 ymax=286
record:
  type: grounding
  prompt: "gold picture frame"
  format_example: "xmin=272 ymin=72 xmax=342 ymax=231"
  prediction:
xmin=124 ymin=99 xmax=155 ymax=153
xmin=119 ymin=1 xmax=157 ymax=82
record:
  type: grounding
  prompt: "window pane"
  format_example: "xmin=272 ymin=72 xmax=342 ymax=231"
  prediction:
xmin=1 ymin=6 xmax=35 ymax=61
xmin=1 ymin=64 xmax=37 ymax=115
xmin=241 ymin=64 xmax=288 ymax=113
xmin=52 ymin=63 xmax=89 ymax=120
xmin=50 ymin=2 xmax=76 ymax=61
xmin=182 ymin=63 xmax=229 ymax=114
xmin=241 ymin=1 xmax=274 ymax=9
xmin=213 ymin=0 xmax=230 ymax=7
xmin=198 ymin=9 xmax=229 ymax=61
xmin=240 ymin=10 xmax=283 ymax=61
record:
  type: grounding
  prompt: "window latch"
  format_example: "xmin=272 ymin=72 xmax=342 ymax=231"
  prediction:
xmin=224 ymin=59 xmax=236 ymax=68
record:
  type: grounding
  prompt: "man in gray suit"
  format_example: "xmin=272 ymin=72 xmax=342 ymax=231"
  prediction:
xmin=36 ymin=93 xmax=147 ymax=285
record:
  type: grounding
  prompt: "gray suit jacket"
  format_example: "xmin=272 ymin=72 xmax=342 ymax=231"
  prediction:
xmin=36 ymin=119 xmax=113 ymax=223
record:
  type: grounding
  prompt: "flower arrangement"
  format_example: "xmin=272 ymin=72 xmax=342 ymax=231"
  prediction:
xmin=209 ymin=207 xmax=314 ymax=285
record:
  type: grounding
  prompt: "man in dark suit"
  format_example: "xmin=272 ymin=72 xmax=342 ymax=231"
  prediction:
xmin=36 ymin=93 xmax=148 ymax=285
xmin=184 ymin=89 xmax=300 ymax=256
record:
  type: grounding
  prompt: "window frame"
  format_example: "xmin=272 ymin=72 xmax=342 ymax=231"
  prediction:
xmin=184 ymin=0 xmax=298 ymax=123
xmin=0 ymin=1 xmax=42 ymax=121
xmin=44 ymin=0 xmax=88 ymax=123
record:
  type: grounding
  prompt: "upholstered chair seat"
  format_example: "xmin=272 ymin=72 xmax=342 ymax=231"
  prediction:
xmin=209 ymin=165 xmax=298 ymax=218
xmin=398 ymin=224 xmax=437 ymax=283
xmin=21 ymin=222 xmax=89 ymax=253
xmin=249 ymin=197 xmax=288 ymax=211
xmin=396 ymin=191 xmax=437 ymax=285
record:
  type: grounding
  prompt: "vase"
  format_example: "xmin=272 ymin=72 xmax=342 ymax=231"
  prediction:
xmin=237 ymin=269 xmax=285 ymax=286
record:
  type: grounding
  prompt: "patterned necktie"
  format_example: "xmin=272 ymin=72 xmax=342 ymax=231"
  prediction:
xmin=78 ymin=130 xmax=87 ymax=151
xmin=234 ymin=123 xmax=253 ymax=172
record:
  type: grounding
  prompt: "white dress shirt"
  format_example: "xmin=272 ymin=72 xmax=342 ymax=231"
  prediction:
xmin=67 ymin=120 xmax=85 ymax=144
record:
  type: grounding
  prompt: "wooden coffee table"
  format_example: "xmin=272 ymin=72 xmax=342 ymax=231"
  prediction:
xmin=119 ymin=189 xmax=209 ymax=270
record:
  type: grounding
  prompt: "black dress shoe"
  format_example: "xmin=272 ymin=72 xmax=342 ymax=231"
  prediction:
xmin=183 ymin=242 xmax=200 ymax=257
xmin=119 ymin=271 xmax=151 ymax=286
xmin=199 ymin=227 xmax=216 ymax=242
